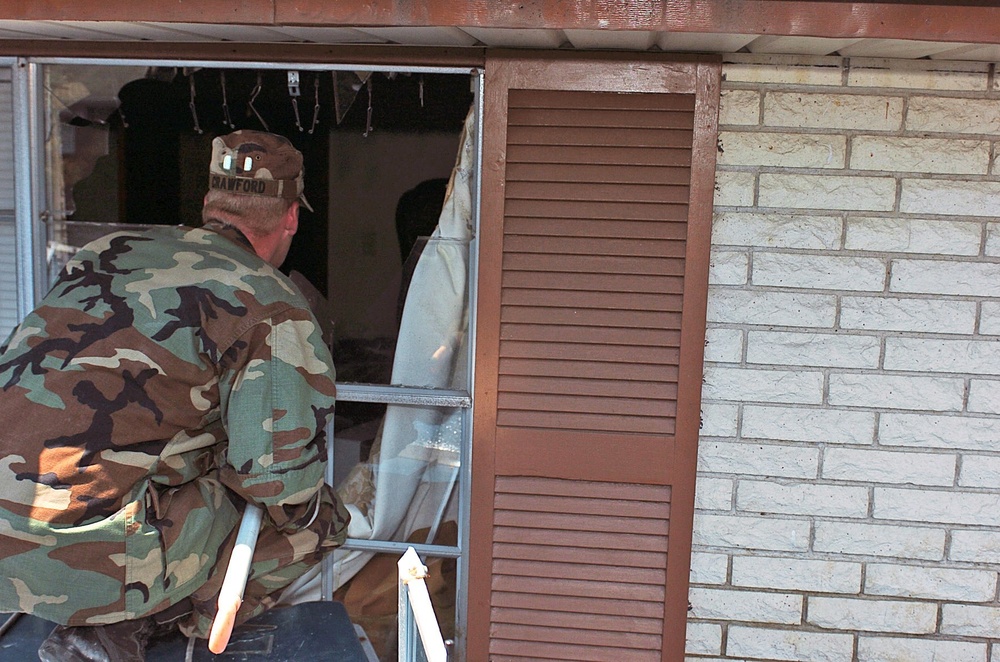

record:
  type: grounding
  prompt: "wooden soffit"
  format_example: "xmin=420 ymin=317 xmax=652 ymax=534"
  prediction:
xmin=1 ymin=1 xmax=999 ymax=47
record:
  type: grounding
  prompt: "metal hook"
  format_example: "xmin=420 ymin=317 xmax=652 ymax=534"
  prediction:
xmin=248 ymin=72 xmax=269 ymax=131
xmin=308 ymin=75 xmax=320 ymax=135
xmin=363 ymin=76 xmax=373 ymax=138
xmin=188 ymin=72 xmax=203 ymax=134
xmin=220 ymin=71 xmax=234 ymax=129
xmin=289 ymin=71 xmax=303 ymax=132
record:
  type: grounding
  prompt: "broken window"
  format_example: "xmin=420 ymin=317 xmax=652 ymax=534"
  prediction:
xmin=34 ymin=59 xmax=478 ymax=660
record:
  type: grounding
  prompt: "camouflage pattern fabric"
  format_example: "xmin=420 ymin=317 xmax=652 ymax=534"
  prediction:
xmin=0 ymin=222 xmax=349 ymax=632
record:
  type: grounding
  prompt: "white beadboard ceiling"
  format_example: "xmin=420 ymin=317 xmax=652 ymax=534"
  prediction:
xmin=0 ymin=20 xmax=998 ymax=61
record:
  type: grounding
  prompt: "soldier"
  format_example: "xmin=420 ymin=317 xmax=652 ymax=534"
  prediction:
xmin=0 ymin=130 xmax=349 ymax=661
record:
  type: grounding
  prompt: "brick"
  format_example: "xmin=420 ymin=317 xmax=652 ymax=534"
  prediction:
xmin=891 ymin=259 xmax=1000 ymax=296
xmin=907 ymin=96 xmax=1000 ymax=134
xmin=951 ymin=530 xmax=1000 ymax=563
xmin=885 ymin=337 xmax=1000 ymax=375
xmin=704 ymin=327 xmax=742 ymax=363
xmin=700 ymin=402 xmax=739 ymax=437
xmin=747 ymin=330 xmax=880 ymax=368
xmin=980 ymin=301 xmax=1000 ymax=335
xmin=690 ymin=587 xmax=802 ymax=625
xmin=698 ymin=441 xmax=819 ymax=479
xmin=880 ymin=413 xmax=1000 ymax=452
xmin=724 ymin=53 xmax=845 ymax=86
xmin=814 ymin=521 xmax=945 ymax=560
xmin=967 ymin=380 xmax=1000 ymax=414
xmin=707 ymin=288 xmax=837 ymax=327
xmin=874 ymin=486 xmax=1000 ymax=526
xmin=900 ymin=179 xmax=1000 ymax=217
xmin=693 ymin=513 xmax=811 ymax=552
xmin=941 ymin=604 xmax=1000 ymax=637
xmin=764 ymin=92 xmax=902 ymax=131
xmin=808 ymin=596 xmax=937 ymax=633
xmin=742 ymin=405 xmax=876 ymax=444
xmin=845 ymin=217 xmax=982 ymax=256
xmin=848 ymin=58 xmax=990 ymax=91
xmin=727 ymin=625 xmax=854 ymax=662
xmin=759 ymin=173 xmax=896 ymax=212
xmin=753 ymin=252 xmax=886 ymax=291
xmin=858 ymin=637 xmax=987 ymax=662
xmin=987 ymin=222 xmax=1000 ymax=256
xmin=685 ymin=622 xmax=722 ymax=656
xmin=865 ymin=563 xmax=997 ymax=602
xmin=695 ymin=476 xmax=734 ymax=511
xmin=712 ymin=211 xmax=842 ymax=249
xmin=715 ymin=170 xmax=755 ymax=207
xmin=738 ymin=480 xmax=869 ymax=518
xmin=823 ymin=448 xmax=956 ymax=487
xmin=840 ymin=296 xmax=976 ymax=335
xmin=851 ymin=136 xmax=990 ymax=175
xmin=709 ymin=249 xmax=748 ymax=285
xmin=719 ymin=89 xmax=760 ymax=126
xmin=959 ymin=453 xmax=1000 ymax=487
xmin=828 ymin=373 xmax=965 ymax=412
xmin=732 ymin=556 xmax=861 ymax=593
xmin=718 ymin=131 xmax=846 ymax=168
xmin=689 ymin=551 xmax=729 ymax=585
xmin=703 ymin=366 xmax=824 ymax=404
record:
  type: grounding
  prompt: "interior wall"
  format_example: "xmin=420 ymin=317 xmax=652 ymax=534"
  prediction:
xmin=327 ymin=130 xmax=461 ymax=340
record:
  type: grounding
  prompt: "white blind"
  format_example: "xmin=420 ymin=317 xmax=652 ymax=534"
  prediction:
xmin=0 ymin=70 xmax=19 ymax=338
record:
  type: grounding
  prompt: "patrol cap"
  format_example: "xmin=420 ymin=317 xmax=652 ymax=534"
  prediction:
xmin=208 ymin=130 xmax=313 ymax=212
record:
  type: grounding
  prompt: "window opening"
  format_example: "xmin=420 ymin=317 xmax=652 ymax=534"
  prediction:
xmin=35 ymin=59 xmax=479 ymax=661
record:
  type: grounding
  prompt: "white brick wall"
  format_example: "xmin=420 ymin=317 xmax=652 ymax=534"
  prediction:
xmin=693 ymin=53 xmax=1000 ymax=662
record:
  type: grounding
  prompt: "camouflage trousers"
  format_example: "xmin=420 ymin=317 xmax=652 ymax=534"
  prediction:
xmin=178 ymin=485 xmax=349 ymax=639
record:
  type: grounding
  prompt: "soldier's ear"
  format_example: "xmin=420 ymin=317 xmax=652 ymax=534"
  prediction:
xmin=283 ymin=201 xmax=299 ymax=237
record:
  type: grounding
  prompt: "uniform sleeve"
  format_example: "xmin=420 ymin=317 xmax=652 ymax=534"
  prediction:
xmin=217 ymin=306 xmax=337 ymax=532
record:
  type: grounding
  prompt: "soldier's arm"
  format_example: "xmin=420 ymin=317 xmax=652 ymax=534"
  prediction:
xmin=216 ymin=306 xmax=337 ymax=532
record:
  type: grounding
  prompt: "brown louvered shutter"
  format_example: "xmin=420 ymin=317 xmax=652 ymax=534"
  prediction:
xmin=471 ymin=52 xmax=720 ymax=662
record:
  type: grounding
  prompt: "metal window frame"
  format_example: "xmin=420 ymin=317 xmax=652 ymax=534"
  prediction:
xmin=12 ymin=55 xmax=482 ymax=660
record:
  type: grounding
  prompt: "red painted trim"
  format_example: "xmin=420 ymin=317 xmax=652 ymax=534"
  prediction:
xmin=0 ymin=1 xmax=999 ymax=46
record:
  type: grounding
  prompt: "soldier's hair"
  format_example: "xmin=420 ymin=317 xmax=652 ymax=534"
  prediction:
xmin=202 ymin=190 xmax=294 ymax=237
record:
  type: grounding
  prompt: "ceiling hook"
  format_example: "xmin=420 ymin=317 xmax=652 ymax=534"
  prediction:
xmin=188 ymin=71 xmax=203 ymax=135
xmin=220 ymin=71 xmax=234 ymax=129
xmin=363 ymin=76 xmax=373 ymax=138
xmin=288 ymin=71 xmax=304 ymax=132
xmin=248 ymin=71 xmax=269 ymax=131
xmin=308 ymin=75 xmax=320 ymax=135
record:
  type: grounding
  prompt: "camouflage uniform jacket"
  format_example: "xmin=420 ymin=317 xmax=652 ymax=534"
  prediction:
xmin=0 ymin=222 xmax=338 ymax=626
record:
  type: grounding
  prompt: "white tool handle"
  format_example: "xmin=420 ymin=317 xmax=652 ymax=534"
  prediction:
xmin=208 ymin=504 xmax=263 ymax=654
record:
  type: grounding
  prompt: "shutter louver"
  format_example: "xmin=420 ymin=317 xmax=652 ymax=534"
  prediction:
xmin=490 ymin=476 xmax=670 ymax=661
xmin=498 ymin=89 xmax=694 ymax=438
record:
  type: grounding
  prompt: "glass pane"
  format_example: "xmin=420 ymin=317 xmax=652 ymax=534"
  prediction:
xmin=42 ymin=63 xmax=474 ymax=390
xmin=0 ymin=67 xmax=18 ymax=339
xmin=334 ymin=403 xmax=462 ymax=544
xmin=332 ymin=551 xmax=456 ymax=661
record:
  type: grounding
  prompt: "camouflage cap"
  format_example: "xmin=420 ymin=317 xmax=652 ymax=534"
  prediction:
xmin=208 ymin=130 xmax=313 ymax=211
